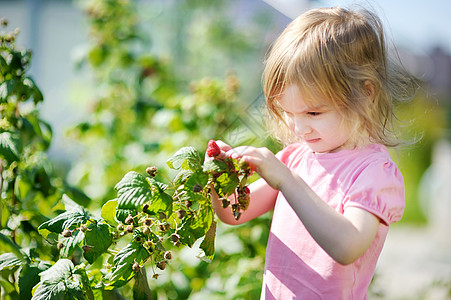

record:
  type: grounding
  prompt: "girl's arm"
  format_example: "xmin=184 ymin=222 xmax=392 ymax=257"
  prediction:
xmin=228 ymin=146 xmax=380 ymax=265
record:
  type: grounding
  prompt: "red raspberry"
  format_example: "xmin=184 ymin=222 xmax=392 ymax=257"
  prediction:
xmin=206 ymin=140 xmax=221 ymax=157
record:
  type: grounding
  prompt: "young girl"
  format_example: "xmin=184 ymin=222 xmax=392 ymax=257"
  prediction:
xmin=209 ymin=6 xmax=414 ymax=299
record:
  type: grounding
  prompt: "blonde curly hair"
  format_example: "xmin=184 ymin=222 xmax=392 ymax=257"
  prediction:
xmin=263 ymin=6 xmax=415 ymax=147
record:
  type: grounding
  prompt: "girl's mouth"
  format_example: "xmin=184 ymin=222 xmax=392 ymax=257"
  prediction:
xmin=305 ymin=138 xmax=320 ymax=143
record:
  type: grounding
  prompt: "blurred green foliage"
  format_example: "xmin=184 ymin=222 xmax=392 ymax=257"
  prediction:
xmin=394 ymin=90 xmax=448 ymax=223
xmin=0 ymin=18 xmax=91 ymax=299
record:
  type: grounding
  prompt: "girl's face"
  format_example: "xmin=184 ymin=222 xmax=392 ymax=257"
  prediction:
xmin=278 ymin=84 xmax=357 ymax=153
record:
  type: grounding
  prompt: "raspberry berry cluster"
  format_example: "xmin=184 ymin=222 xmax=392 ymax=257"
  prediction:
xmin=206 ymin=140 xmax=252 ymax=221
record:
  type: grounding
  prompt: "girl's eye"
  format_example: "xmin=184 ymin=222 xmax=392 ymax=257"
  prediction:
xmin=307 ymin=112 xmax=321 ymax=116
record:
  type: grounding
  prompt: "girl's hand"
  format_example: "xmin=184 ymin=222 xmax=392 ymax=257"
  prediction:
xmin=226 ymin=146 xmax=290 ymax=190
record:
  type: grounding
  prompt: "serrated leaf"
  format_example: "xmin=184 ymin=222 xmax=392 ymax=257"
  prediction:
xmin=32 ymin=260 xmax=88 ymax=300
xmin=116 ymin=209 xmax=137 ymax=223
xmin=199 ymin=221 xmax=216 ymax=262
xmin=0 ymin=131 xmax=22 ymax=163
xmin=38 ymin=205 xmax=90 ymax=234
xmin=146 ymin=177 xmax=168 ymax=191
xmin=38 ymin=259 xmax=74 ymax=283
xmin=0 ymin=252 xmax=23 ymax=271
xmin=173 ymin=169 xmax=193 ymax=185
xmin=60 ymin=230 xmax=84 ymax=258
xmin=115 ymin=172 xmax=152 ymax=210
xmin=103 ymin=241 xmax=151 ymax=288
xmin=101 ymin=199 xmax=118 ymax=225
xmin=84 ymin=222 xmax=113 ymax=264
xmin=178 ymin=204 xmax=214 ymax=247
xmin=32 ymin=280 xmax=67 ymax=300
xmin=202 ymin=159 xmax=229 ymax=173
xmin=166 ymin=146 xmax=202 ymax=171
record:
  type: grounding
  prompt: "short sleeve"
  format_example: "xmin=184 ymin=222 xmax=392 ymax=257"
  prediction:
xmin=343 ymin=159 xmax=405 ymax=225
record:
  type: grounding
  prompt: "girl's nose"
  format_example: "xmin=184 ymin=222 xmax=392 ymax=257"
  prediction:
xmin=293 ymin=117 xmax=312 ymax=137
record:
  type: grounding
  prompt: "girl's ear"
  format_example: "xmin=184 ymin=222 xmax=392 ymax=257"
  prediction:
xmin=363 ymin=80 xmax=376 ymax=101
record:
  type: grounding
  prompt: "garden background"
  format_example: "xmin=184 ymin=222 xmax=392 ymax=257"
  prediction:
xmin=1 ymin=0 xmax=450 ymax=299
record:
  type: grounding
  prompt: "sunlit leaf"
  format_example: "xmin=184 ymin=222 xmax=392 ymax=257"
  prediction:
xmin=146 ymin=190 xmax=173 ymax=216
xmin=101 ymin=199 xmax=118 ymax=225
xmin=38 ymin=205 xmax=90 ymax=234
xmin=0 ymin=131 xmax=22 ymax=163
xmin=115 ymin=172 xmax=152 ymax=210
xmin=31 ymin=259 xmax=89 ymax=300
xmin=202 ymin=159 xmax=229 ymax=173
xmin=102 ymin=240 xmax=151 ymax=289
xmin=214 ymin=172 xmax=239 ymax=197
xmin=0 ymin=252 xmax=23 ymax=271
xmin=166 ymin=146 xmax=202 ymax=171
xmin=60 ymin=230 xmax=84 ymax=258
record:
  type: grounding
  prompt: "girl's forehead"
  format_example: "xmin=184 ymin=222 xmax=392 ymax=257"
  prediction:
xmin=277 ymin=84 xmax=329 ymax=110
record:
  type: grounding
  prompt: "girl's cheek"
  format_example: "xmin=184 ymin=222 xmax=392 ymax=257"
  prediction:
xmin=286 ymin=118 xmax=295 ymax=132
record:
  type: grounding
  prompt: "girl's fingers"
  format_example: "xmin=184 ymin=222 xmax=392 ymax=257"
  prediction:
xmin=215 ymin=140 xmax=233 ymax=152
xmin=226 ymin=146 xmax=256 ymax=159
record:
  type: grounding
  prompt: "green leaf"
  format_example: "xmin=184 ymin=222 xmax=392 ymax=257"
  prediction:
xmin=214 ymin=172 xmax=239 ymax=197
xmin=0 ymin=233 xmax=25 ymax=262
xmin=101 ymin=199 xmax=118 ymax=225
xmin=102 ymin=240 xmax=151 ymax=289
xmin=166 ymin=146 xmax=202 ymax=171
xmin=199 ymin=221 xmax=216 ymax=262
xmin=146 ymin=190 xmax=173 ymax=216
xmin=0 ymin=131 xmax=22 ymax=163
xmin=84 ymin=222 xmax=113 ymax=264
xmin=178 ymin=204 xmax=214 ymax=247
xmin=133 ymin=268 xmax=152 ymax=300
xmin=116 ymin=209 xmax=137 ymax=223
xmin=39 ymin=259 xmax=74 ymax=283
xmin=19 ymin=264 xmax=42 ymax=300
xmin=0 ymin=252 xmax=23 ymax=271
xmin=173 ymin=169 xmax=193 ymax=185
xmin=38 ymin=205 xmax=90 ymax=234
xmin=184 ymin=171 xmax=209 ymax=191
xmin=31 ymin=259 xmax=89 ymax=300
xmin=60 ymin=230 xmax=84 ymax=258
xmin=32 ymin=280 xmax=67 ymax=300
xmin=0 ymin=80 xmax=15 ymax=102
xmin=115 ymin=172 xmax=152 ymax=210
xmin=202 ymin=159 xmax=229 ymax=173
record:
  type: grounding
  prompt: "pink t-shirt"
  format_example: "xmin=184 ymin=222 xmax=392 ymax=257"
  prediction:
xmin=262 ymin=143 xmax=405 ymax=300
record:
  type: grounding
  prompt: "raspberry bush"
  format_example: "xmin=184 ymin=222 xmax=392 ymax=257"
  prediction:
xmin=36 ymin=146 xmax=252 ymax=296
